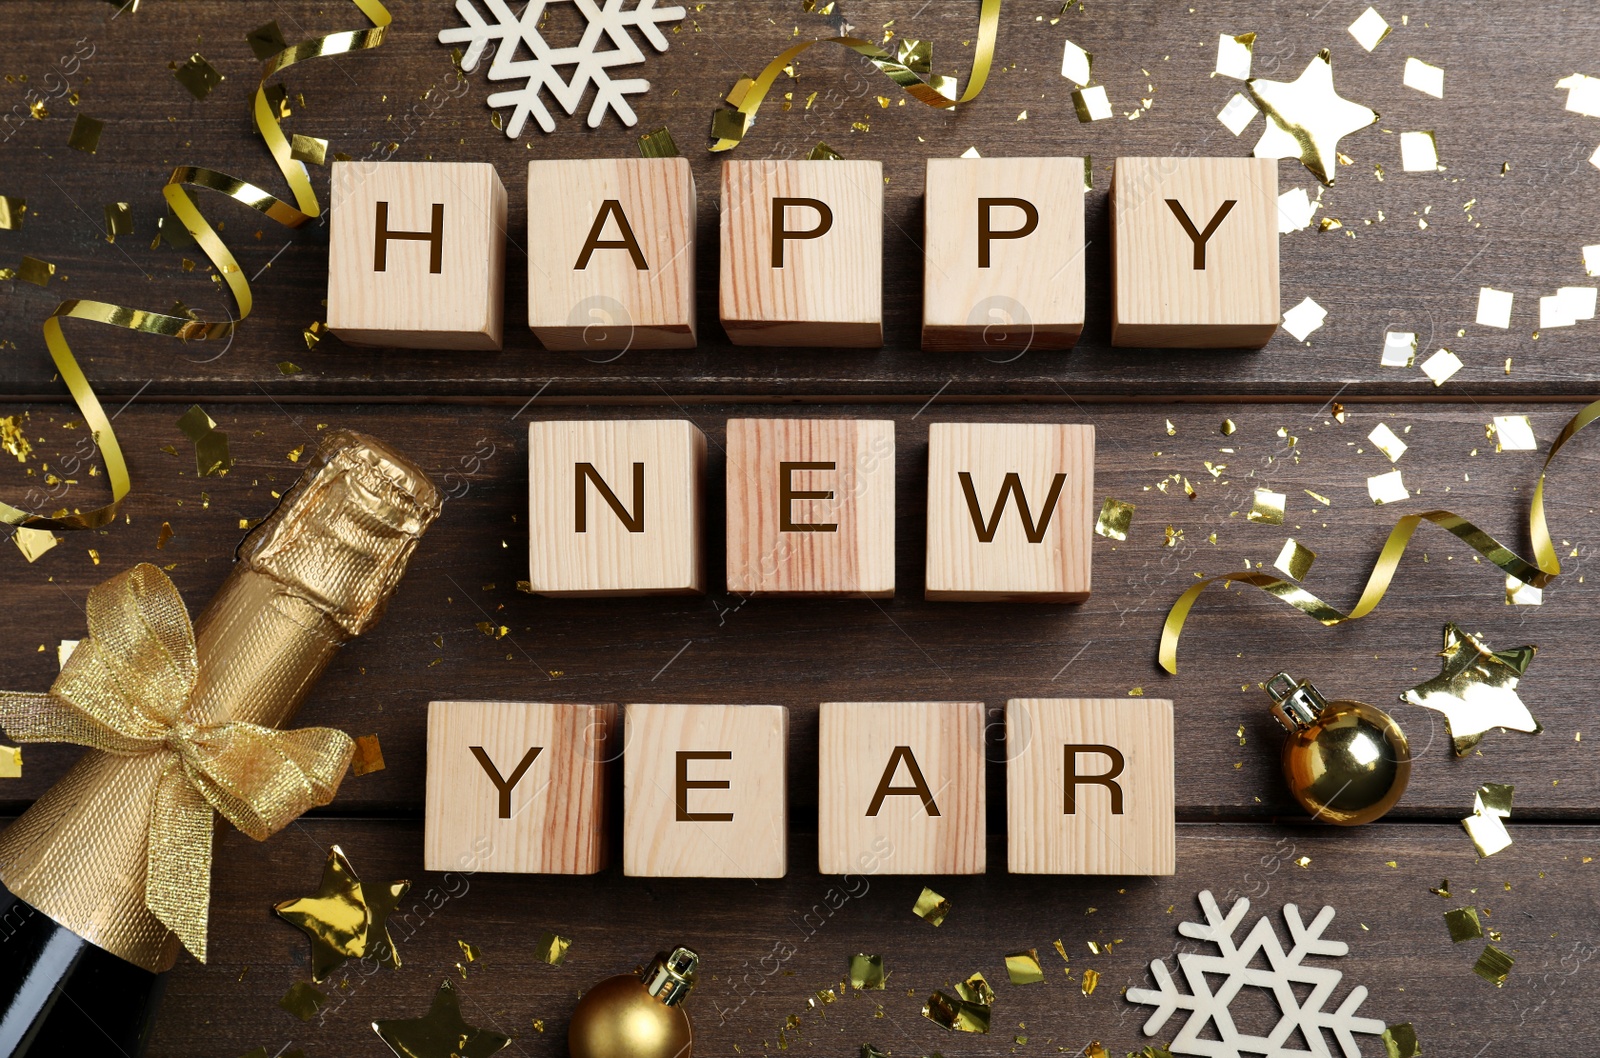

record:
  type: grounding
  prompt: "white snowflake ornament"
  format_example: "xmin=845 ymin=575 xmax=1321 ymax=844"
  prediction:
xmin=1126 ymin=890 xmax=1386 ymax=1058
xmin=440 ymin=0 xmax=685 ymax=138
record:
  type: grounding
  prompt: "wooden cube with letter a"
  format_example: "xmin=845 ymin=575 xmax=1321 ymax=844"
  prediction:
xmin=424 ymin=700 xmax=615 ymax=874
xmin=623 ymin=703 xmax=789 ymax=878
xmin=527 ymin=419 xmax=705 ymax=596
xmin=922 ymin=157 xmax=1086 ymax=352
xmin=527 ymin=158 xmax=696 ymax=351
xmin=925 ymin=422 xmax=1094 ymax=602
xmin=1111 ymin=157 xmax=1278 ymax=349
xmin=1005 ymin=698 xmax=1175 ymax=875
xmin=725 ymin=418 xmax=895 ymax=596
xmin=719 ymin=160 xmax=883 ymax=347
xmin=818 ymin=701 xmax=986 ymax=875
xmin=327 ymin=160 xmax=507 ymax=350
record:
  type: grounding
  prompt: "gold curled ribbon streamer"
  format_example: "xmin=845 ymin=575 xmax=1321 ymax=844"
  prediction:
xmin=708 ymin=0 xmax=1002 ymax=151
xmin=1158 ymin=399 xmax=1600 ymax=673
xmin=0 ymin=563 xmax=353 ymax=962
xmin=9 ymin=0 xmax=392 ymax=532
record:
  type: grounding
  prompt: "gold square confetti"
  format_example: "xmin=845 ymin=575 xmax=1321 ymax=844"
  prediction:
xmin=710 ymin=108 xmax=750 ymax=142
xmin=1247 ymin=489 xmax=1286 ymax=525
xmin=912 ymin=886 xmax=950 ymax=926
xmin=1281 ymin=297 xmax=1326 ymax=341
xmin=1402 ymin=58 xmax=1443 ymax=98
xmin=1218 ymin=93 xmax=1259 ymax=136
xmin=172 ymin=53 xmax=224 ymax=100
xmin=1444 ymin=906 xmax=1482 ymax=943
xmin=1558 ymin=73 xmax=1600 ymax=117
xmin=177 ymin=405 xmax=217 ymax=442
xmin=921 ymin=992 xmax=990 ymax=1034
xmin=848 ymin=953 xmax=885 ymax=989
xmin=1382 ymin=1023 xmax=1421 ymax=1058
xmin=638 ymin=126 xmax=680 ymax=158
xmin=1380 ymin=331 xmax=1417 ymax=367
xmin=808 ymin=142 xmax=844 ymax=161
xmin=1215 ymin=32 xmax=1254 ymax=80
xmin=724 ymin=77 xmax=756 ymax=108
xmin=13 ymin=527 xmax=59 ymax=563
xmin=1473 ymin=944 xmax=1513 ymax=986
xmin=1095 ymin=497 xmax=1134 ymax=541
xmin=247 ymin=20 xmax=289 ymax=61
xmin=1399 ymin=131 xmax=1439 ymax=172
xmin=1367 ymin=470 xmax=1409 ymax=505
xmin=1072 ymin=85 xmax=1112 ymax=122
xmin=1558 ymin=285 xmax=1597 ymax=320
xmin=0 ymin=196 xmax=24 ymax=230
xmin=18 ymin=256 xmax=55 ymax=287
xmin=1476 ymin=287 xmax=1514 ymax=328
xmin=278 ymin=981 xmax=328 ymax=1021
xmin=955 ymin=972 xmax=995 ymax=1006
xmin=535 ymin=931 xmax=571 ymax=965
xmin=103 ymin=202 xmax=132 ymax=244
xmin=1277 ymin=187 xmax=1315 ymax=233
xmin=1420 ymin=348 xmax=1463 ymax=386
xmin=290 ymin=134 xmax=330 ymax=166
xmin=1492 ymin=415 xmax=1537 ymax=451
xmin=1059 ymin=39 xmax=1092 ymax=86
xmin=1367 ymin=422 xmax=1407 ymax=462
xmin=1462 ymin=812 xmax=1511 ymax=857
xmin=1539 ymin=294 xmax=1573 ymax=329
xmin=68 ymin=114 xmax=104 ymax=153
xmin=1348 ymin=6 xmax=1391 ymax=51
xmin=195 ymin=429 xmax=233 ymax=478
xmin=1081 ymin=967 xmax=1100 ymax=996
xmin=1273 ymin=538 xmax=1316 ymax=581
xmin=352 ymin=734 xmax=386 ymax=776
xmin=1585 ymin=244 xmax=1600 ymax=277
xmin=1475 ymin=782 xmax=1514 ymax=818
xmin=1004 ymin=949 xmax=1044 ymax=985
xmin=0 ymin=746 xmax=21 ymax=778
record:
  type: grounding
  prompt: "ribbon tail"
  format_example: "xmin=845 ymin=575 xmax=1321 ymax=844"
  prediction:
xmin=146 ymin=762 xmax=217 ymax=963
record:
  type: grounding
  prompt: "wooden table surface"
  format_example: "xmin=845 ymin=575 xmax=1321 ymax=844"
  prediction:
xmin=3 ymin=2 xmax=1599 ymax=1056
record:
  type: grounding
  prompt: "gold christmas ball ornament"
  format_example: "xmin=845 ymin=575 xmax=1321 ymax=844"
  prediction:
xmin=568 ymin=947 xmax=699 ymax=1058
xmin=1265 ymin=672 xmax=1411 ymax=826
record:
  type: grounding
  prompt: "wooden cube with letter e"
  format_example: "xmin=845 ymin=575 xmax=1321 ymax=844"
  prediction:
xmin=719 ymin=159 xmax=883 ymax=347
xmin=1005 ymin=698 xmax=1175 ymax=875
xmin=922 ymin=157 xmax=1086 ymax=352
xmin=1110 ymin=157 xmax=1278 ymax=349
xmin=623 ymin=703 xmax=789 ymax=878
xmin=527 ymin=158 xmax=696 ymax=351
xmin=424 ymin=700 xmax=616 ymax=874
xmin=527 ymin=419 xmax=705 ymax=596
xmin=925 ymin=422 xmax=1094 ymax=601
xmin=818 ymin=701 xmax=986 ymax=875
xmin=725 ymin=418 xmax=895 ymax=596
xmin=327 ymin=160 xmax=507 ymax=350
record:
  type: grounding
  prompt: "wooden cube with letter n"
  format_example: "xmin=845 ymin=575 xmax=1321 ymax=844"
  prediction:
xmin=623 ymin=703 xmax=789 ymax=877
xmin=1005 ymin=698 xmax=1175 ymax=875
xmin=526 ymin=158 xmax=696 ymax=351
xmin=925 ymin=422 xmax=1094 ymax=601
xmin=719 ymin=159 xmax=883 ymax=347
xmin=922 ymin=157 xmax=1086 ymax=352
xmin=423 ymin=700 xmax=616 ymax=874
xmin=1110 ymin=157 xmax=1278 ymax=349
xmin=725 ymin=418 xmax=895 ymax=596
xmin=527 ymin=419 xmax=705 ymax=595
xmin=818 ymin=701 xmax=986 ymax=875
xmin=327 ymin=160 xmax=507 ymax=350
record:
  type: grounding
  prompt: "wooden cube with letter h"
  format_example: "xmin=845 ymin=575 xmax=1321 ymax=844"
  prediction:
xmin=527 ymin=158 xmax=696 ymax=351
xmin=818 ymin=701 xmax=986 ymax=875
xmin=327 ymin=160 xmax=507 ymax=350
xmin=623 ymin=703 xmax=789 ymax=877
xmin=925 ymin=423 xmax=1094 ymax=602
xmin=424 ymin=700 xmax=616 ymax=874
xmin=527 ymin=419 xmax=705 ymax=596
xmin=719 ymin=159 xmax=883 ymax=347
xmin=922 ymin=157 xmax=1086 ymax=352
xmin=1005 ymin=698 xmax=1175 ymax=875
xmin=725 ymin=418 xmax=895 ymax=596
xmin=1111 ymin=157 xmax=1278 ymax=348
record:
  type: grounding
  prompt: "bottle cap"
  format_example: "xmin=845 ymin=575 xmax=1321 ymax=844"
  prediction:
xmin=641 ymin=947 xmax=699 ymax=1007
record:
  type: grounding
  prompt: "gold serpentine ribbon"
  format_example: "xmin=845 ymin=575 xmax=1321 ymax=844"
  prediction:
xmin=1158 ymin=398 xmax=1600 ymax=674
xmin=11 ymin=0 xmax=393 ymax=532
xmin=0 ymin=563 xmax=354 ymax=962
xmin=708 ymin=0 xmax=1002 ymax=151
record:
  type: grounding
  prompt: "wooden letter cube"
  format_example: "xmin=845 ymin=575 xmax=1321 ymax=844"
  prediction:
xmin=424 ymin=700 xmax=615 ymax=874
xmin=818 ymin=701 xmax=986 ymax=875
xmin=1111 ymin=157 xmax=1278 ymax=349
xmin=725 ymin=418 xmax=895 ymax=596
xmin=1005 ymin=698 xmax=1175 ymax=875
xmin=922 ymin=157 xmax=1086 ymax=352
xmin=327 ymin=160 xmax=507 ymax=350
xmin=527 ymin=158 xmax=696 ymax=351
xmin=924 ymin=423 xmax=1095 ymax=602
xmin=527 ymin=420 xmax=705 ymax=596
xmin=623 ymin=703 xmax=789 ymax=877
xmin=719 ymin=160 xmax=883 ymax=348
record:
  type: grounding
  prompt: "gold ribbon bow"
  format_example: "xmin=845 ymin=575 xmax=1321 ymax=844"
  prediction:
xmin=0 ymin=564 xmax=354 ymax=962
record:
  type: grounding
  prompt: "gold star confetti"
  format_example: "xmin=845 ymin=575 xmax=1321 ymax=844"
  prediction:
xmin=913 ymin=886 xmax=951 ymax=926
xmin=1403 ymin=624 xmax=1539 ymax=755
xmin=1215 ymin=32 xmax=1255 ymax=80
xmin=849 ymin=953 xmax=886 ymax=989
xmin=68 ymin=114 xmax=105 ymax=153
xmin=373 ymin=979 xmax=512 ymax=1058
xmin=1273 ymin=538 xmax=1316 ymax=580
xmin=274 ymin=846 xmax=370 ymax=982
xmin=364 ymin=875 xmax=412 ymax=969
xmin=1248 ymin=51 xmax=1378 ymax=185
xmin=1095 ymin=497 xmax=1134 ymax=541
xmin=0 ymin=195 xmax=25 ymax=230
xmin=1004 ymin=949 xmax=1044 ymax=985
xmin=1281 ymin=296 xmax=1327 ymax=341
xmin=1403 ymin=58 xmax=1443 ymax=98
xmin=1347 ymin=6 xmax=1391 ymax=51
xmin=1247 ymin=489 xmax=1286 ymax=525
xmin=1081 ymin=967 xmax=1100 ymax=996
xmin=534 ymin=931 xmax=571 ymax=965
xmin=1381 ymin=1023 xmax=1421 ymax=1058
xmin=1473 ymin=945 xmax=1513 ymax=987
xmin=172 ymin=53 xmax=225 ymax=100
xmin=1444 ymin=907 xmax=1482 ymax=943
xmin=352 ymin=734 xmax=387 ymax=776
xmin=279 ymin=981 xmax=328 ymax=1021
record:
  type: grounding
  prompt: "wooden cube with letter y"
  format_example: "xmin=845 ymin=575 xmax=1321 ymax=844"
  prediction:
xmin=925 ymin=422 xmax=1095 ymax=602
xmin=527 ymin=419 xmax=705 ymax=596
xmin=1005 ymin=698 xmax=1175 ymax=875
xmin=1110 ymin=157 xmax=1278 ymax=349
xmin=623 ymin=703 xmax=789 ymax=877
xmin=526 ymin=158 xmax=696 ymax=351
xmin=424 ymin=700 xmax=616 ymax=874
xmin=327 ymin=160 xmax=507 ymax=350
xmin=818 ymin=701 xmax=986 ymax=875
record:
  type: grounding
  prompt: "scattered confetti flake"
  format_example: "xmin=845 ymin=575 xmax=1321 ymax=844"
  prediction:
xmin=535 ymin=931 xmax=571 ymax=965
xmin=13 ymin=527 xmax=59 ymax=563
xmin=913 ymin=886 xmax=951 ymax=926
xmin=960 ymin=146 xmax=981 ymax=158
xmin=1368 ymin=422 xmax=1408 ymax=462
xmin=1215 ymin=32 xmax=1255 ymax=81
xmin=247 ymin=20 xmax=290 ymax=61
xmin=1218 ymin=92 xmax=1259 ymax=136
xmin=103 ymin=201 xmax=133 ymax=243
xmin=1539 ymin=295 xmax=1574 ymax=329
xmin=1095 ymin=497 xmax=1134 ymax=541
xmin=1294 ymin=856 xmax=1312 ymax=868
xmin=1473 ymin=945 xmax=1514 ymax=986
xmin=1557 ymin=73 xmax=1600 ymax=118
xmin=638 ymin=125 xmax=680 ymax=158
xmin=289 ymin=133 xmax=330 ymax=166
xmin=1476 ymin=782 xmax=1514 ymax=818
xmin=1585 ymin=245 xmax=1600 ymax=277
xmin=1506 ymin=574 xmax=1544 ymax=606
xmin=1367 ymin=470 xmax=1409 ymax=504
xmin=1559 ymin=285 xmax=1598 ymax=320
xmin=1421 ymin=348 xmax=1463 ymax=386
xmin=1221 ymin=419 xmax=1237 ymax=436
xmin=809 ymin=141 xmax=843 ymax=161
xmin=0 ymin=196 xmax=24 ymax=230
xmin=1005 ymin=949 xmax=1044 ymax=985
xmin=303 ymin=320 xmax=327 ymax=350
xmin=1073 ymin=85 xmax=1112 ymax=122
xmin=1382 ymin=1023 xmax=1421 ymax=1058
xmin=1402 ymin=58 xmax=1443 ymax=98
xmin=18 ymin=256 xmax=55 ymax=287
xmin=352 ymin=734 xmax=387 ymax=776
xmin=172 ymin=53 xmax=225 ymax=100
xmin=1277 ymin=187 xmax=1316 ymax=233
xmin=1348 ymin=7 xmax=1392 ymax=51
xmin=1273 ymin=538 xmax=1316 ymax=580
xmin=278 ymin=361 xmax=304 ymax=376
xmin=1400 ymin=130 xmax=1439 ymax=172
xmin=956 ymin=972 xmax=996 ymax=1006
xmin=1380 ymin=331 xmax=1417 ymax=367
xmin=1444 ymin=907 xmax=1483 ymax=943
xmin=849 ymin=954 xmax=886 ymax=989
xmin=1476 ymin=287 xmax=1514 ymax=328
xmin=1281 ymin=297 xmax=1327 ymax=341
xmin=1247 ymin=489 xmax=1286 ymax=525
xmin=279 ymin=981 xmax=328 ymax=1021
xmin=68 ymin=114 xmax=104 ymax=153
xmin=0 ymin=746 xmax=20 ymax=778
xmin=1492 ymin=415 xmax=1537 ymax=451
xmin=1060 ymin=39 xmax=1092 ymax=86
xmin=1081 ymin=967 xmax=1100 ymax=996
xmin=922 ymin=991 xmax=990 ymax=1034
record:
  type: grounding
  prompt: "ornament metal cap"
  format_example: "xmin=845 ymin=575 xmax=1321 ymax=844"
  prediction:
xmin=1266 ymin=671 xmax=1327 ymax=731
xmin=642 ymin=947 xmax=699 ymax=1007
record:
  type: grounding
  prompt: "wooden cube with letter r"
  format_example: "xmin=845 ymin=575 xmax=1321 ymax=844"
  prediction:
xmin=623 ymin=703 xmax=789 ymax=878
xmin=527 ymin=419 xmax=705 ymax=596
xmin=1005 ymin=698 xmax=1175 ymax=875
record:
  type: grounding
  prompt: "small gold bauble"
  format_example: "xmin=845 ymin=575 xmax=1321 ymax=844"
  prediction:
xmin=568 ymin=948 xmax=698 ymax=1058
xmin=1266 ymin=672 xmax=1411 ymax=826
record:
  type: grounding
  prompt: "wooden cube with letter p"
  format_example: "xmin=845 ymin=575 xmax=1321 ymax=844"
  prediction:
xmin=1111 ymin=157 xmax=1278 ymax=349
xmin=526 ymin=158 xmax=696 ymax=351
xmin=424 ymin=700 xmax=615 ymax=874
xmin=623 ymin=703 xmax=789 ymax=877
xmin=327 ymin=160 xmax=507 ymax=350
xmin=925 ymin=422 xmax=1094 ymax=602
xmin=1005 ymin=698 xmax=1175 ymax=875
xmin=818 ymin=701 xmax=986 ymax=875
xmin=719 ymin=159 xmax=883 ymax=347
xmin=527 ymin=419 xmax=705 ymax=595
xmin=922 ymin=157 xmax=1086 ymax=352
